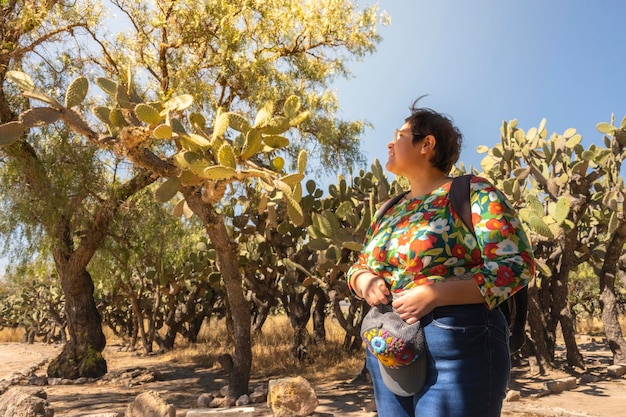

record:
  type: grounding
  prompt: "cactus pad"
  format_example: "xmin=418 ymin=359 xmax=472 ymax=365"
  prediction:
xmin=155 ymin=177 xmax=181 ymax=202
xmin=6 ymin=70 xmax=35 ymax=91
xmin=263 ymin=135 xmax=289 ymax=149
xmin=284 ymin=95 xmax=301 ymax=119
xmin=64 ymin=76 xmax=89 ymax=108
xmin=19 ymin=107 xmax=62 ymax=128
xmin=96 ymin=77 xmax=118 ymax=96
xmin=226 ymin=112 xmax=251 ymax=132
xmin=202 ymin=166 xmax=238 ymax=180
xmin=297 ymin=150 xmax=307 ymax=174
xmin=93 ymin=106 xmax=111 ymax=125
xmin=213 ymin=112 xmax=230 ymax=139
xmin=279 ymin=173 xmax=304 ymax=188
xmin=240 ymin=128 xmax=263 ymax=160
xmin=153 ymin=124 xmax=173 ymax=139
xmin=135 ymin=103 xmax=162 ymax=125
xmin=218 ymin=143 xmax=237 ymax=169
xmin=0 ymin=121 xmax=25 ymax=146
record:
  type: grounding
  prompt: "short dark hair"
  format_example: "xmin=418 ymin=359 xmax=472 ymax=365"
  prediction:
xmin=404 ymin=96 xmax=463 ymax=173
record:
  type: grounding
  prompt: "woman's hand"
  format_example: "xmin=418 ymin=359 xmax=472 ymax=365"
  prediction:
xmin=353 ymin=272 xmax=390 ymax=306
xmin=392 ymin=279 xmax=485 ymax=324
xmin=391 ymin=285 xmax=437 ymax=324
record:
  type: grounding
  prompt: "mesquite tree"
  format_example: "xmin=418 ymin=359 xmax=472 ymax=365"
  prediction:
xmin=0 ymin=74 xmax=330 ymax=396
xmin=1 ymin=0 xmax=383 ymax=393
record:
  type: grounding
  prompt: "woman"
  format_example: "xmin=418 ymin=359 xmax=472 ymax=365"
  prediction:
xmin=348 ymin=98 xmax=535 ymax=417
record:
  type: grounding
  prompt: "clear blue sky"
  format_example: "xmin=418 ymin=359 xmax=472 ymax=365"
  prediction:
xmin=333 ymin=0 xmax=626 ymax=173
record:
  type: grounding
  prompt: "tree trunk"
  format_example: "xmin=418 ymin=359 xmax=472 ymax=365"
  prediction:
xmin=525 ymin=284 xmax=552 ymax=375
xmin=330 ymin=291 xmax=363 ymax=352
xmin=312 ymin=287 xmax=327 ymax=344
xmin=128 ymin=288 xmax=152 ymax=353
xmin=207 ymin=220 xmax=251 ymax=398
xmin=158 ymin=292 xmax=180 ymax=351
xmin=554 ymin=233 xmax=585 ymax=368
xmin=185 ymin=315 xmax=205 ymax=343
xmin=48 ymin=270 xmax=107 ymax=379
xmin=599 ymin=221 xmax=626 ymax=364
xmin=560 ymin=307 xmax=585 ymax=369
xmin=251 ymin=302 xmax=270 ymax=333
xmin=281 ymin=284 xmax=314 ymax=362
xmin=182 ymin=189 xmax=252 ymax=398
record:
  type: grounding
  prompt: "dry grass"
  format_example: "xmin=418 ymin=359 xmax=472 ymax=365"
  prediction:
xmin=0 ymin=315 xmax=364 ymax=382
xmin=575 ymin=315 xmax=626 ymax=336
xmin=165 ymin=314 xmax=365 ymax=382
xmin=0 ymin=328 xmax=24 ymax=343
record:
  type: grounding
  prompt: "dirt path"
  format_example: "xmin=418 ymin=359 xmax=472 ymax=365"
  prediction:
xmin=1 ymin=341 xmax=625 ymax=417
xmin=0 ymin=342 xmax=63 ymax=381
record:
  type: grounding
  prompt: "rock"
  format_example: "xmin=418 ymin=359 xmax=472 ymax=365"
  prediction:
xmin=186 ymin=407 xmax=255 ymax=417
xmin=505 ymin=390 xmax=521 ymax=402
xmin=579 ymin=373 xmax=601 ymax=384
xmin=27 ymin=375 xmax=48 ymax=386
xmin=249 ymin=386 xmax=266 ymax=404
xmin=235 ymin=394 xmax=250 ymax=406
xmin=607 ymin=364 xmax=626 ymax=378
xmin=47 ymin=377 xmax=73 ymax=385
xmin=544 ymin=377 xmax=577 ymax=394
xmin=530 ymin=389 xmax=552 ymax=398
xmin=208 ymin=397 xmax=221 ymax=408
xmin=126 ymin=390 xmax=175 ymax=417
xmin=0 ymin=386 xmax=53 ymax=417
xmin=267 ymin=376 xmax=318 ymax=417
xmin=197 ymin=393 xmax=214 ymax=408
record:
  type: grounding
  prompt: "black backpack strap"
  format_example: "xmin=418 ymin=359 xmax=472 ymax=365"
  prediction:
xmin=374 ymin=191 xmax=410 ymax=224
xmin=449 ymin=174 xmax=474 ymax=232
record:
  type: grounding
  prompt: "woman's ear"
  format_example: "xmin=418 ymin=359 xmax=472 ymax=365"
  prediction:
xmin=421 ymin=135 xmax=437 ymax=151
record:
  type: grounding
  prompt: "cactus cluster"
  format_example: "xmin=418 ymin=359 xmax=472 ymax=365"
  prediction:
xmin=1 ymin=70 xmax=311 ymax=226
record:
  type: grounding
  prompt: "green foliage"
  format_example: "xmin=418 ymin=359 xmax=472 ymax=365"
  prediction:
xmin=100 ymin=0 xmax=384 ymax=172
xmin=0 ymin=260 xmax=66 ymax=342
xmin=92 ymin=188 xmax=224 ymax=349
xmin=568 ymin=264 xmax=606 ymax=321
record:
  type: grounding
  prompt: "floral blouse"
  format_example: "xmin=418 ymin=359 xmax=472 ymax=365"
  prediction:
xmin=348 ymin=176 xmax=535 ymax=309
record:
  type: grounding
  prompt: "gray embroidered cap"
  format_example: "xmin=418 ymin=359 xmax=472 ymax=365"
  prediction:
xmin=361 ymin=303 xmax=427 ymax=396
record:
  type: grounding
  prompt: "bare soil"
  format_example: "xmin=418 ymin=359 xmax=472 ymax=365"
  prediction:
xmin=1 ymin=335 xmax=625 ymax=417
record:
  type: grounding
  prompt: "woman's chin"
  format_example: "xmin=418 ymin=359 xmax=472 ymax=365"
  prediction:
xmin=385 ymin=160 xmax=397 ymax=173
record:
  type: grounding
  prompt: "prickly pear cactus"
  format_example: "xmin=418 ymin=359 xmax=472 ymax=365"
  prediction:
xmin=0 ymin=70 xmax=312 ymax=230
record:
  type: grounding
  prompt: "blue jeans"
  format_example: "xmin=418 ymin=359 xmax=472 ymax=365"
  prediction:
xmin=366 ymin=304 xmax=510 ymax=417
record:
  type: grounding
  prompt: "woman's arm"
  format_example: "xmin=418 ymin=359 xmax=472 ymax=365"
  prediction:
xmin=467 ymin=177 xmax=536 ymax=309
xmin=349 ymin=270 xmax=391 ymax=306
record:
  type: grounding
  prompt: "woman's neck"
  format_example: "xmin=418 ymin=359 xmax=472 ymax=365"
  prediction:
xmin=405 ymin=171 xmax=451 ymax=199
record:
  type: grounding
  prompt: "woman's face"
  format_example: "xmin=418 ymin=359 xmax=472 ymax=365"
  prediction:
xmin=386 ymin=122 xmax=422 ymax=175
